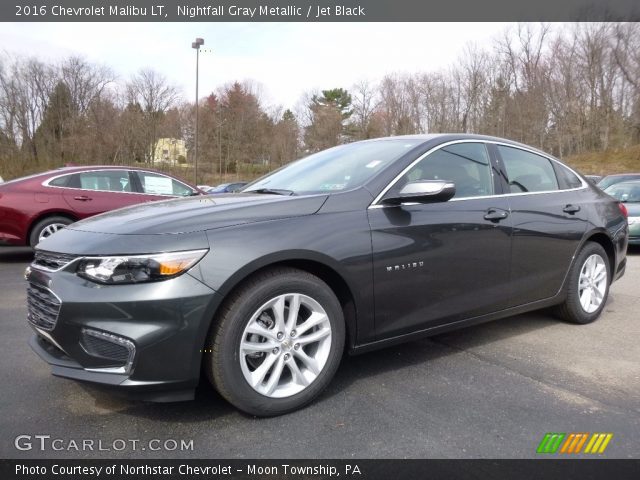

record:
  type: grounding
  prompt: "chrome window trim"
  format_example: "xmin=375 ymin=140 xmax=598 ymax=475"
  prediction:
xmin=42 ymin=169 xmax=194 ymax=197
xmin=368 ymin=139 xmax=588 ymax=209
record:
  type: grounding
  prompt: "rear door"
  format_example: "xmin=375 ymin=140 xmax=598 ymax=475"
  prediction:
xmin=493 ymin=144 xmax=589 ymax=306
xmin=61 ymin=170 xmax=141 ymax=216
xmin=368 ymin=141 xmax=513 ymax=340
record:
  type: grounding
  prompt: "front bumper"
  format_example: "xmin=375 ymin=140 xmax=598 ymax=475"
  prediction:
xmin=26 ymin=264 xmax=223 ymax=401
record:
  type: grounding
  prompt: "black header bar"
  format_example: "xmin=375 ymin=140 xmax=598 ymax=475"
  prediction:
xmin=2 ymin=459 xmax=640 ymax=480
xmin=3 ymin=0 xmax=640 ymax=22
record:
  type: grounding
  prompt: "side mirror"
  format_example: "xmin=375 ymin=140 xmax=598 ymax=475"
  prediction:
xmin=382 ymin=180 xmax=456 ymax=205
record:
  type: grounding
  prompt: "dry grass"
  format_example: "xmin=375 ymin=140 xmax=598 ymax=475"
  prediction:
xmin=564 ymin=145 xmax=640 ymax=175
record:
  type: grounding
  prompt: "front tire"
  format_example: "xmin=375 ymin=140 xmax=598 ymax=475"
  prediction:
xmin=554 ymin=242 xmax=610 ymax=324
xmin=205 ymin=268 xmax=345 ymax=416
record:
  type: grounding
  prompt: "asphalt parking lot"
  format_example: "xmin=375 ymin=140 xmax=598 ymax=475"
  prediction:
xmin=1 ymin=246 xmax=638 ymax=459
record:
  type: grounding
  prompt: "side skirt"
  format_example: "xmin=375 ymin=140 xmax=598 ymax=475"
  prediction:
xmin=349 ymin=294 xmax=563 ymax=355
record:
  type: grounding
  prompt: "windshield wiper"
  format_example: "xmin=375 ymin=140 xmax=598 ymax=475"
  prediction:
xmin=245 ymin=188 xmax=295 ymax=196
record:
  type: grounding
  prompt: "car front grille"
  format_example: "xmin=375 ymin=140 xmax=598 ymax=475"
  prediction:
xmin=33 ymin=251 xmax=78 ymax=271
xmin=27 ymin=283 xmax=61 ymax=331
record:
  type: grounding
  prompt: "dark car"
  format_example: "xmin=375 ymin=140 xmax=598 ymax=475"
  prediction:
xmin=603 ymin=181 xmax=640 ymax=245
xmin=26 ymin=134 xmax=628 ymax=416
xmin=206 ymin=182 xmax=248 ymax=194
xmin=597 ymin=173 xmax=640 ymax=191
xmin=0 ymin=166 xmax=201 ymax=247
xmin=584 ymin=174 xmax=603 ymax=185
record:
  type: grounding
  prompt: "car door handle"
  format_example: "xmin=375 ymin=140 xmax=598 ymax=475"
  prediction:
xmin=73 ymin=196 xmax=92 ymax=201
xmin=563 ymin=204 xmax=580 ymax=214
xmin=484 ymin=208 xmax=509 ymax=222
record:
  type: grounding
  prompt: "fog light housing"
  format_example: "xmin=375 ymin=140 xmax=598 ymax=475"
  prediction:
xmin=80 ymin=329 xmax=136 ymax=375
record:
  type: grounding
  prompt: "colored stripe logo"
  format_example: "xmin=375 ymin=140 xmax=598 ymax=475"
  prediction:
xmin=537 ymin=433 xmax=613 ymax=454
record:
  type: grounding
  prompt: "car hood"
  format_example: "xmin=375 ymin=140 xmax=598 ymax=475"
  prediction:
xmin=66 ymin=193 xmax=329 ymax=235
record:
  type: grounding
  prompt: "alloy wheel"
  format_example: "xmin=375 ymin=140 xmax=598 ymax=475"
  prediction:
xmin=578 ymin=254 xmax=607 ymax=313
xmin=38 ymin=223 xmax=67 ymax=242
xmin=239 ymin=293 xmax=332 ymax=398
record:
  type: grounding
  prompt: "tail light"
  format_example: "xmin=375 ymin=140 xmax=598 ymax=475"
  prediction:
xmin=618 ymin=202 xmax=628 ymax=218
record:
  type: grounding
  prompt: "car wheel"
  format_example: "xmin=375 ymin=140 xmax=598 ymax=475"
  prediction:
xmin=205 ymin=267 xmax=345 ymax=416
xmin=29 ymin=216 xmax=73 ymax=247
xmin=554 ymin=242 xmax=610 ymax=324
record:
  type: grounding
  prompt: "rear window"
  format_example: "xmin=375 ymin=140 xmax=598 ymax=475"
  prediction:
xmin=48 ymin=175 xmax=70 ymax=187
xmin=497 ymin=146 xmax=559 ymax=193
xmin=553 ymin=164 xmax=583 ymax=190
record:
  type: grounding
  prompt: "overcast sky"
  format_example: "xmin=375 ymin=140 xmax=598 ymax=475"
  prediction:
xmin=0 ymin=22 xmax=514 ymax=110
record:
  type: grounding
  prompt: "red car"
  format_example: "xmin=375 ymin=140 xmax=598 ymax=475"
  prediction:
xmin=0 ymin=166 xmax=202 ymax=247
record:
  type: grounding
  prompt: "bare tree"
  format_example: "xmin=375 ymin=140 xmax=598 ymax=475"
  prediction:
xmin=614 ymin=23 xmax=640 ymax=142
xmin=351 ymin=79 xmax=379 ymax=139
xmin=126 ymin=69 xmax=180 ymax=161
xmin=0 ymin=56 xmax=56 ymax=163
xmin=61 ymin=56 xmax=115 ymax=113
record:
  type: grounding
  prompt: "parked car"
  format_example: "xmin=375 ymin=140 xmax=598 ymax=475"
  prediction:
xmin=206 ymin=182 xmax=248 ymax=194
xmin=597 ymin=173 xmax=640 ymax=190
xmin=0 ymin=166 xmax=201 ymax=247
xmin=27 ymin=134 xmax=628 ymax=416
xmin=584 ymin=174 xmax=603 ymax=185
xmin=603 ymin=180 xmax=640 ymax=245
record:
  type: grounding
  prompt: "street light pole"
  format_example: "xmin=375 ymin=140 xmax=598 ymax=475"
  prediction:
xmin=191 ymin=37 xmax=204 ymax=185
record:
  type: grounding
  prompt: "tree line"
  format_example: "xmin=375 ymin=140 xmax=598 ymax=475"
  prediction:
xmin=1 ymin=22 xmax=639 ymax=183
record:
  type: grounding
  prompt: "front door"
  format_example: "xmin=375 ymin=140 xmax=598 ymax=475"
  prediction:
xmin=368 ymin=141 xmax=512 ymax=340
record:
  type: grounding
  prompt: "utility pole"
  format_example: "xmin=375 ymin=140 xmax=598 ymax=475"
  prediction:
xmin=191 ymin=37 xmax=204 ymax=185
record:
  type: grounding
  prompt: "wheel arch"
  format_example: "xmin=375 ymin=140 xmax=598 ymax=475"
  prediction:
xmin=26 ymin=211 xmax=78 ymax=246
xmin=553 ymin=227 xmax=617 ymax=303
xmin=582 ymin=230 xmax=616 ymax=278
xmin=207 ymin=252 xmax=360 ymax=352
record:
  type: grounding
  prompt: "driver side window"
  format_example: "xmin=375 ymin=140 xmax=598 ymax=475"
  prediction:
xmin=395 ymin=142 xmax=494 ymax=199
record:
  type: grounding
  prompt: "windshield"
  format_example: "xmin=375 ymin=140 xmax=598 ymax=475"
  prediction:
xmin=605 ymin=182 xmax=640 ymax=202
xmin=244 ymin=139 xmax=422 ymax=194
xmin=598 ymin=174 xmax=640 ymax=190
xmin=210 ymin=184 xmax=230 ymax=193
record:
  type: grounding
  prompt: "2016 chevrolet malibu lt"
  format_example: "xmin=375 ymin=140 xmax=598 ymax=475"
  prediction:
xmin=26 ymin=134 xmax=628 ymax=416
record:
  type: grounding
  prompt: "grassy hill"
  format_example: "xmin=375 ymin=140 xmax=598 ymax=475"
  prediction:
xmin=564 ymin=145 xmax=640 ymax=175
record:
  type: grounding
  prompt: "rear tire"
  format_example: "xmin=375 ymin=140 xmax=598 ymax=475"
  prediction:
xmin=29 ymin=216 xmax=73 ymax=248
xmin=205 ymin=268 xmax=345 ymax=416
xmin=554 ymin=242 xmax=610 ymax=324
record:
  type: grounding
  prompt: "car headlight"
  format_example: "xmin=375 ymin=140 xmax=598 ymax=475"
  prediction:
xmin=76 ymin=249 xmax=208 ymax=284
xmin=628 ymin=216 xmax=640 ymax=225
